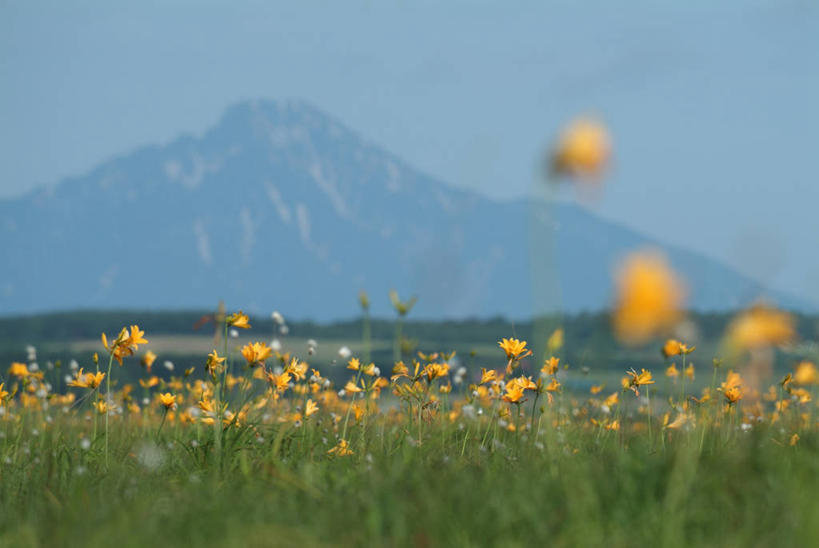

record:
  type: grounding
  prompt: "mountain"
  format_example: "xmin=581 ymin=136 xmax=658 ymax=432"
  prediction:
xmin=0 ymin=99 xmax=805 ymax=320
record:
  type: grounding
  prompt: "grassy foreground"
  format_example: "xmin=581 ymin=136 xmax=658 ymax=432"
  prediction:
xmin=1 ymin=307 xmax=817 ymax=547
xmin=2 ymin=418 xmax=818 ymax=547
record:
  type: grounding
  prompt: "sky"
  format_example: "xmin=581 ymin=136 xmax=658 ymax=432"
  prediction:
xmin=2 ymin=0 xmax=819 ymax=303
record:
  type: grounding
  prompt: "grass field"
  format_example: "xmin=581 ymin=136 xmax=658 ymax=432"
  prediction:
xmin=1 ymin=307 xmax=816 ymax=547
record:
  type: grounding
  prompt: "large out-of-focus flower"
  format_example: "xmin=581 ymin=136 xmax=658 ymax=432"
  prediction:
xmin=793 ymin=361 xmax=819 ymax=386
xmin=549 ymin=117 xmax=611 ymax=180
xmin=724 ymin=303 xmax=795 ymax=352
xmin=8 ymin=362 xmax=29 ymax=378
xmin=612 ymin=251 xmax=684 ymax=345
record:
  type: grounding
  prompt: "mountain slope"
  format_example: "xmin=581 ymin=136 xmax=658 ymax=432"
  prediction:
xmin=0 ymin=100 xmax=803 ymax=319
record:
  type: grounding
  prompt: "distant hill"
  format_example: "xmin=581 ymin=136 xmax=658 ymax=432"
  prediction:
xmin=0 ymin=100 xmax=804 ymax=319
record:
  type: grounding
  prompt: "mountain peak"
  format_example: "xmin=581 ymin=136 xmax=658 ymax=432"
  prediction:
xmin=0 ymin=100 xmax=808 ymax=318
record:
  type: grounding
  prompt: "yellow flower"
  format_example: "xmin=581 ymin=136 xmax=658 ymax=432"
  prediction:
xmin=498 ymin=338 xmax=531 ymax=361
xmin=666 ymin=413 xmax=690 ymax=430
xmin=590 ymin=384 xmax=604 ymax=395
xmin=0 ymin=383 xmax=8 ymax=401
xmin=603 ymin=392 xmax=619 ymax=407
xmin=725 ymin=303 xmax=794 ymax=351
xmin=241 ymin=342 xmax=272 ymax=366
xmin=684 ymin=363 xmax=695 ymax=381
xmin=305 ymin=398 xmax=319 ymax=418
xmin=94 ymin=400 xmax=108 ymax=415
xmin=139 ymin=376 xmax=159 ymax=389
xmin=267 ymin=371 xmax=292 ymax=393
xmin=793 ymin=361 xmax=819 ymax=386
xmin=101 ymin=325 xmax=148 ymax=365
xmin=719 ymin=370 xmax=743 ymax=404
xmin=128 ymin=325 xmax=148 ymax=347
xmin=344 ymin=381 xmax=363 ymax=394
xmin=547 ymin=328 xmax=564 ymax=353
xmin=502 ymin=383 xmax=526 ymax=404
xmin=665 ymin=363 xmax=679 ymax=378
xmin=662 ymin=339 xmax=682 ymax=358
xmin=347 ymin=358 xmax=361 ymax=371
xmin=328 ymin=438 xmax=353 ymax=456
xmin=480 ymin=368 xmax=498 ymax=385
xmin=549 ymin=117 xmax=611 ymax=180
xmin=790 ymin=433 xmax=800 ymax=446
xmin=159 ymin=392 xmax=177 ymax=410
xmin=545 ymin=377 xmax=561 ymax=392
xmin=8 ymin=362 xmax=29 ymax=378
xmin=612 ymin=251 xmax=684 ymax=345
xmin=68 ymin=368 xmax=105 ymax=389
xmin=205 ymin=350 xmax=226 ymax=376
xmin=542 ymin=356 xmax=559 ymax=376
xmin=422 ymin=362 xmax=449 ymax=382
xmin=285 ymin=358 xmax=308 ymax=381
xmin=226 ymin=311 xmax=251 ymax=329
xmin=141 ymin=351 xmax=157 ymax=370
xmin=625 ymin=368 xmax=654 ymax=396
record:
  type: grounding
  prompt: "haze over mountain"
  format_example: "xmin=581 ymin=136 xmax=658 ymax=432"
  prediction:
xmin=0 ymin=100 xmax=807 ymax=320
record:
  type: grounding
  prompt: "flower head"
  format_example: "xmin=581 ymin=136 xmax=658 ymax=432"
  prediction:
xmin=613 ymin=251 xmax=684 ymax=345
xmin=226 ymin=311 xmax=251 ymax=329
xmin=68 ymin=368 xmax=105 ymax=390
xmin=725 ymin=303 xmax=794 ymax=351
xmin=241 ymin=342 xmax=272 ymax=366
xmin=159 ymin=392 xmax=177 ymax=410
xmin=498 ymin=338 xmax=531 ymax=361
xmin=328 ymin=438 xmax=353 ymax=456
xmin=549 ymin=117 xmax=611 ymax=180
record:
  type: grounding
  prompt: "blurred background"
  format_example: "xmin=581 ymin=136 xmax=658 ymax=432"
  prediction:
xmin=2 ymin=1 xmax=819 ymax=379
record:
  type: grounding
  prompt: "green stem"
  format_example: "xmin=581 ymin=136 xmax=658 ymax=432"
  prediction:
xmin=104 ymin=350 xmax=115 ymax=468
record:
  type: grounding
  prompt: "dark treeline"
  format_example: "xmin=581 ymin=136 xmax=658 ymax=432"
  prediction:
xmin=2 ymin=308 xmax=817 ymax=347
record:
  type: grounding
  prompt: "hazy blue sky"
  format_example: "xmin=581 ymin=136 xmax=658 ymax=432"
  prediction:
xmin=2 ymin=0 xmax=819 ymax=302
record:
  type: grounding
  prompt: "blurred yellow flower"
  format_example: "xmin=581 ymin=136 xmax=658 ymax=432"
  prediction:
xmin=542 ymin=356 xmax=559 ymax=376
xmin=305 ymin=398 xmax=319 ymax=418
xmin=141 ymin=350 xmax=157 ymax=370
xmin=793 ymin=361 xmax=818 ymax=386
xmin=665 ymin=363 xmax=679 ymax=378
xmin=725 ymin=303 xmax=794 ymax=351
xmin=613 ymin=251 xmax=684 ymax=345
xmin=68 ymin=368 xmax=105 ymax=389
xmin=205 ymin=350 xmax=226 ymax=376
xmin=662 ymin=339 xmax=682 ymax=358
xmin=344 ymin=381 xmax=363 ymax=394
xmin=547 ymin=328 xmax=564 ymax=352
xmin=8 ymin=362 xmax=29 ymax=378
xmin=719 ymin=370 xmax=744 ymax=404
xmin=549 ymin=117 xmax=611 ymax=180
xmin=328 ymin=439 xmax=353 ymax=456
